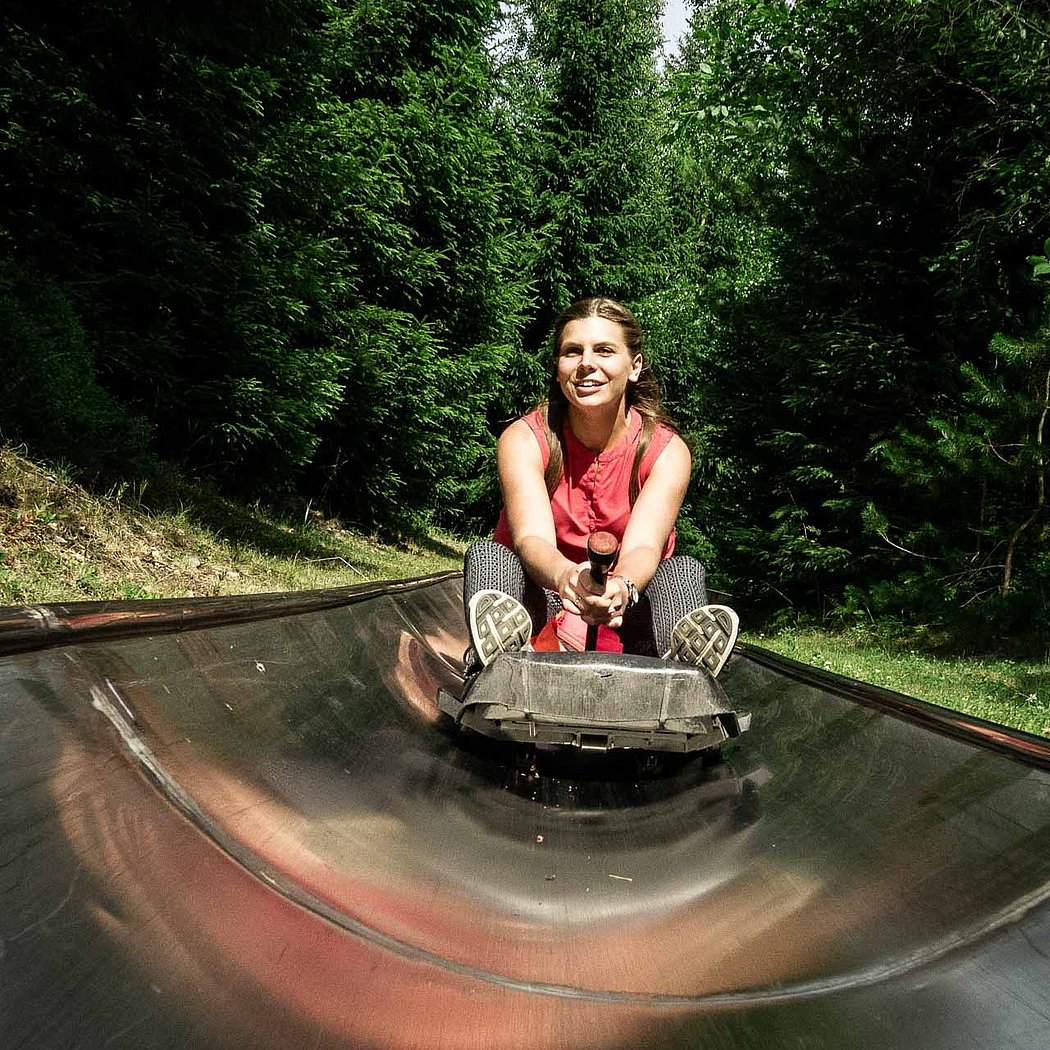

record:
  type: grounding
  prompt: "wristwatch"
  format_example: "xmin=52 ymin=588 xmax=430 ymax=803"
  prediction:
xmin=612 ymin=574 xmax=639 ymax=610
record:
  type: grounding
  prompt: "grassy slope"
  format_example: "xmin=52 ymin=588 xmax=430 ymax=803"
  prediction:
xmin=0 ymin=445 xmax=463 ymax=603
xmin=0 ymin=444 xmax=1045 ymax=738
xmin=751 ymin=628 xmax=1050 ymax=739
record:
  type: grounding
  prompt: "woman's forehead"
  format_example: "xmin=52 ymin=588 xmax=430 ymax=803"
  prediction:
xmin=560 ymin=315 xmax=627 ymax=346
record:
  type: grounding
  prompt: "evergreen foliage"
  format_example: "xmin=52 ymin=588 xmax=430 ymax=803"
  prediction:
xmin=669 ymin=0 xmax=1050 ymax=651
xmin=310 ymin=0 xmax=531 ymax=530
xmin=2 ymin=0 xmax=1048 ymax=652
xmin=0 ymin=0 xmax=530 ymax=530
xmin=862 ymin=252 xmax=1050 ymax=650
xmin=0 ymin=260 xmax=150 ymax=472
xmin=501 ymin=0 xmax=669 ymax=344
xmin=1 ymin=0 xmax=347 ymax=482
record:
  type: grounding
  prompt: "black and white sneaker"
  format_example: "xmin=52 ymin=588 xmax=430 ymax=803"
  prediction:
xmin=665 ymin=605 xmax=740 ymax=677
xmin=467 ymin=590 xmax=533 ymax=667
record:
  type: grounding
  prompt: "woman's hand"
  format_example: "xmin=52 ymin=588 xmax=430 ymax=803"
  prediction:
xmin=556 ymin=563 xmax=630 ymax=628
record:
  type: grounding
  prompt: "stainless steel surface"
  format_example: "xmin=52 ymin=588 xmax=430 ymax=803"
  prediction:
xmin=2 ymin=574 xmax=1049 ymax=1049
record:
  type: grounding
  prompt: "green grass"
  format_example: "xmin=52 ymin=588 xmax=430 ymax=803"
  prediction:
xmin=752 ymin=627 xmax=1050 ymax=739
xmin=0 ymin=443 xmax=463 ymax=605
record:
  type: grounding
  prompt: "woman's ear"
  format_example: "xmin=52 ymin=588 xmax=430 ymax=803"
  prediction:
xmin=629 ymin=354 xmax=643 ymax=382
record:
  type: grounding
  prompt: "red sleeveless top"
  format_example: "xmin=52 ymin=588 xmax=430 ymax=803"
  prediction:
xmin=493 ymin=407 xmax=677 ymax=563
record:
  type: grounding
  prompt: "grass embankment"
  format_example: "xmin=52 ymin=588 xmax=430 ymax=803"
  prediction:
xmin=0 ymin=444 xmax=462 ymax=603
xmin=751 ymin=628 xmax=1050 ymax=740
xmin=0 ymin=443 xmax=1045 ymax=739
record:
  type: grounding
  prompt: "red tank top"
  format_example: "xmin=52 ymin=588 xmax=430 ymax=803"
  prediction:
xmin=493 ymin=407 xmax=677 ymax=563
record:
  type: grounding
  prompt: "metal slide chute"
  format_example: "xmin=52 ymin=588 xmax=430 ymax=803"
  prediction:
xmin=1 ymin=574 xmax=1049 ymax=1050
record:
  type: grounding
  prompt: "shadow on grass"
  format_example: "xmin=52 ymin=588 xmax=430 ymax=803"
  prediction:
xmin=1001 ymin=666 xmax=1050 ymax=702
xmin=145 ymin=477 xmax=349 ymax=561
xmin=71 ymin=454 xmax=450 ymax=566
xmin=411 ymin=530 xmax=468 ymax=560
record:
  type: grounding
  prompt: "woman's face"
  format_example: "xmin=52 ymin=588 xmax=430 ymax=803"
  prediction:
xmin=556 ymin=316 xmax=643 ymax=413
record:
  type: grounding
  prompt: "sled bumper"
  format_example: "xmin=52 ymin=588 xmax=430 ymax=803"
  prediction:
xmin=438 ymin=651 xmax=750 ymax=753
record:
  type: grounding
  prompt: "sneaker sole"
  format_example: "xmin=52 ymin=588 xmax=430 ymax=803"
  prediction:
xmin=667 ymin=605 xmax=740 ymax=677
xmin=467 ymin=590 xmax=532 ymax=667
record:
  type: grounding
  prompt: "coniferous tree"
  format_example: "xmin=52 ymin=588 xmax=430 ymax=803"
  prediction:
xmin=311 ymin=0 xmax=532 ymax=530
xmin=504 ymin=0 xmax=669 ymax=346
xmin=864 ymin=253 xmax=1050 ymax=650
xmin=0 ymin=0 xmax=346 ymax=484
xmin=0 ymin=0 xmax=531 ymax=529
xmin=670 ymin=0 xmax=1050 ymax=627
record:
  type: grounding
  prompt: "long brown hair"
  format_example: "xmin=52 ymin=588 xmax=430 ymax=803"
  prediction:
xmin=541 ymin=297 xmax=670 ymax=504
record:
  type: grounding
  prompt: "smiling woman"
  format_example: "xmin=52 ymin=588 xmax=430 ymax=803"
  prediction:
xmin=461 ymin=296 xmax=740 ymax=672
xmin=556 ymin=316 xmax=643 ymax=411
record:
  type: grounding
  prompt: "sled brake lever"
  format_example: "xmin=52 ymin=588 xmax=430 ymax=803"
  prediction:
xmin=585 ymin=531 xmax=619 ymax=651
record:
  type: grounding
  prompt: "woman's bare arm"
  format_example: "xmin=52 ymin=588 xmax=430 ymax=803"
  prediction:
xmin=617 ymin=433 xmax=691 ymax=588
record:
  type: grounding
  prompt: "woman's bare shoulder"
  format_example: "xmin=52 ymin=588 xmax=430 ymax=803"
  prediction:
xmin=651 ymin=430 xmax=692 ymax=476
xmin=500 ymin=416 xmax=534 ymax=439
xmin=499 ymin=416 xmax=543 ymax=450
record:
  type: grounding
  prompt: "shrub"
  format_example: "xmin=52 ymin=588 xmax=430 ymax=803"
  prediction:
xmin=0 ymin=260 xmax=151 ymax=474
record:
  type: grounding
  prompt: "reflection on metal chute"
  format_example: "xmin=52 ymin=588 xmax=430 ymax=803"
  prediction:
xmin=1 ymin=574 xmax=1049 ymax=1050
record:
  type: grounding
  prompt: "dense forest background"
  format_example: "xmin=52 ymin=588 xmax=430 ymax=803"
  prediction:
xmin=1 ymin=0 xmax=1048 ymax=652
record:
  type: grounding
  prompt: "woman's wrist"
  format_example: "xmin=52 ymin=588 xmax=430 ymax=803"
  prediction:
xmin=552 ymin=559 xmax=580 ymax=600
xmin=517 ymin=539 xmax=575 ymax=595
xmin=610 ymin=574 xmax=639 ymax=610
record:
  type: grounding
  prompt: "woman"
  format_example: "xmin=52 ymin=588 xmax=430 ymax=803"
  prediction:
xmin=463 ymin=296 xmax=738 ymax=675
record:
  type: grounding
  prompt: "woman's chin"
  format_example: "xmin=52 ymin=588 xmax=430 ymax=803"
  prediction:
xmin=566 ymin=390 xmax=621 ymax=411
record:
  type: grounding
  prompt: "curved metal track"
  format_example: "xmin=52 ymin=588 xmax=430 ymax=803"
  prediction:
xmin=1 ymin=574 xmax=1049 ymax=1049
